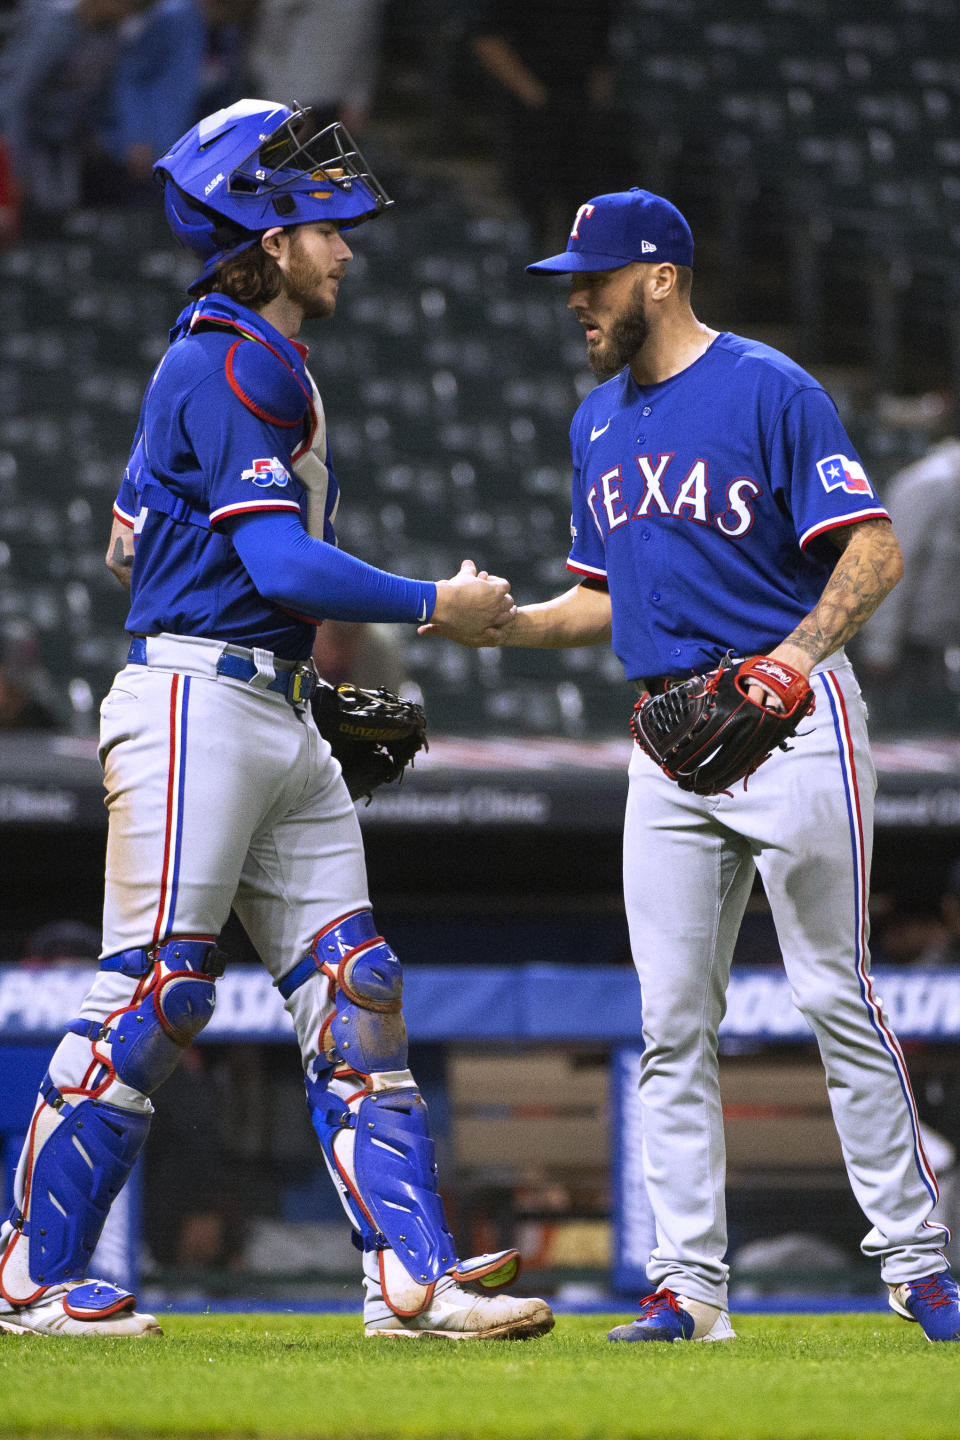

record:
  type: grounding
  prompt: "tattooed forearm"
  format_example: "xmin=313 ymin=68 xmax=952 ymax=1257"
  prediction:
xmin=105 ymin=516 xmax=135 ymax=591
xmin=782 ymin=520 xmax=903 ymax=665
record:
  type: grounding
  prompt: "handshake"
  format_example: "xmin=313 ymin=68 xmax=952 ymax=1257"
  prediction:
xmin=420 ymin=558 xmax=516 ymax=647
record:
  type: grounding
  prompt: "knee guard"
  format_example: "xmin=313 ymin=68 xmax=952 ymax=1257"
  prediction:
xmin=0 ymin=1079 xmax=150 ymax=1304
xmin=279 ymin=909 xmax=408 ymax=1072
xmin=77 ymin=937 xmax=224 ymax=1095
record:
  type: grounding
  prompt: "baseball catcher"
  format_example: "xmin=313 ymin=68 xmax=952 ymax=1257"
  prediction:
xmin=0 ymin=97 xmax=549 ymax=1343
xmin=312 ymin=680 xmax=427 ymax=802
xmin=630 ymin=654 xmax=816 ymax=795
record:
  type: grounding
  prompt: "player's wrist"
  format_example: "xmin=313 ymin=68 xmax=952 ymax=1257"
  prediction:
xmin=430 ymin=579 xmax=452 ymax=625
xmin=767 ymin=640 xmax=816 ymax=677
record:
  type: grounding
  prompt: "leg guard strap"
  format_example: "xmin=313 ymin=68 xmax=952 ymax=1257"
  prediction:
xmin=99 ymin=938 xmax=228 ymax=979
xmin=278 ymin=909 xmax=395 ymax=1001
xmin=94 ymin=937 xmax=222 ymax=1094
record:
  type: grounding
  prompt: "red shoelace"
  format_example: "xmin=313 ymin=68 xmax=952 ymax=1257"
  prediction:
xmin=637 ymin=1289 xmax=683 ymax=1317
xmin=910 ymin=1277 xmax=955 ymax=1310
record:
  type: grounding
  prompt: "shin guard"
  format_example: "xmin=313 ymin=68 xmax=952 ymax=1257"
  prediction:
xmin=0 ymin=937 xmax=222 ymax=1305
xmin=0 ymin=1082 xmax=150 ymax=1304
xmin=294 ymin=911 xmax=520 ymax=1315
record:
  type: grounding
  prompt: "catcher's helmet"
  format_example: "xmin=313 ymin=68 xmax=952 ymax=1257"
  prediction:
xmin=154 ymin=98 xmax=393 ymax=291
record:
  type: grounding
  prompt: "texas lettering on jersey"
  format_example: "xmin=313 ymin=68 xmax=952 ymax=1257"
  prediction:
xmin=585 ymin=454 xmax=760 ymax=541
xmin=564 ymin=332 xmax=890 ymax=680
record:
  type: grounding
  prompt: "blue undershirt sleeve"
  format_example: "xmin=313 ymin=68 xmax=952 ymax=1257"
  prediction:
xmin=226 ymin=510 xmax=437 ymax=625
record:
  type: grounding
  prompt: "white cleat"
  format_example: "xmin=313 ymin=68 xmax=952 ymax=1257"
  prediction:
xmin=0 ymin=1281 xmax=162 ymax=1337
xmin=362 ymin=1250 xmax=553 ymax=1340
xmin=679 ymin=1295 xmax=737 ymax=1341
xmin=364 ymin=1272 xmax=554 ymax=1340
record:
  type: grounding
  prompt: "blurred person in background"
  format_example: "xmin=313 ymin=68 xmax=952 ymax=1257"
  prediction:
xmin=870 ymin=896 xmax=947 ymax=967
xmin=470 ymin=0 xmax=626 ymax=252
xmin=90 ymin=0 xmax=206 ymax=198
xmin=0 ymin=0 xmax=205 ymax=218
xmin=196 ymin=1 xmax=254 ymax=118
xmin=247 ymin=0 xmax=385 ymax=138
xmin=914 ymin=859 xmax=960 ymax=969
xmin=312 ymin=620 xmax=408 ymax=696
xmin=0 ymin=0 xmax=128 ymax=219
xmin=20 ymin=920 xmax=101 ymax=966
xmin=858 ymin=432 xmax=960 ymax=731
xmin=0 ymin=622 xmax=59 ymax=730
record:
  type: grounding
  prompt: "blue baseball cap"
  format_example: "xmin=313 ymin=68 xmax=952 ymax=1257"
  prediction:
xmin=526 ymin=187 xmax=694 ymax=274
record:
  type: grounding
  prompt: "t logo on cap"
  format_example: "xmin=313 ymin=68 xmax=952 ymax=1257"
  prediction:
xmin=527 ymin=188 xmax=694 ymax=275
xmin=570 ymin=203 xmax=596 ymax=239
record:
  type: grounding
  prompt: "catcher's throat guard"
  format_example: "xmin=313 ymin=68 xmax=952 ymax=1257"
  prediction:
xmin=631 ymin=653 xmax=815 ymax=795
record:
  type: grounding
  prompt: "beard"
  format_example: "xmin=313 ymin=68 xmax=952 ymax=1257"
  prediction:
xmin=284 ymin=234 xmax=339 ymax=319
xmin=587 ymin=283 xmax=650 ymax=379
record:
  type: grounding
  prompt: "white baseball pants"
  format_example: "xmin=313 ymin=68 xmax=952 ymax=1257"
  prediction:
xmin=623 ymin=651 xmax=947 ymax=1309
xmin=72 ymin=633 xmax=369 ymax=1073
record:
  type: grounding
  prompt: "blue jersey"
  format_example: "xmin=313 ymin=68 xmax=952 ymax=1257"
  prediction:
xmin=115 ymin=295 xmax=337 ymax=660
xmin=566 ymin=331 xmax=889 ymax=679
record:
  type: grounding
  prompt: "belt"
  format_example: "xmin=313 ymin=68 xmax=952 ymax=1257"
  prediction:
xmin=636 ymin=657 xmax=747 ymax=696
xmin=636 ymin=675 xmax=683 ymax=696
xmin=126 ymin=637 xmax=318 ymax=707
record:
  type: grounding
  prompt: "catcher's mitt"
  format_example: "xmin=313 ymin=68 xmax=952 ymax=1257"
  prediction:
xmin=630 ymin=654 xmax=815 ymax=796
xmin=311 ymin=680 xmax=427 ymax=804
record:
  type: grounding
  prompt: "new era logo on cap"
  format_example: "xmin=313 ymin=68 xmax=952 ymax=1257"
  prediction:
xmin=527 ymin=188 xmax=693 ymax=275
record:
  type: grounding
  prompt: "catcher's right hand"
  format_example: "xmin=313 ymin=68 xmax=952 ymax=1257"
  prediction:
xmin=418 ymin=559 xmax=516 ymax=645
xmin=630 ymin=654 xmax=815 ymax=796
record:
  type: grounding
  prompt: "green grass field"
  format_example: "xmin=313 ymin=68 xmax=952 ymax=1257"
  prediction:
xmin=3 ymin=1312 xmax=960 ymax=1440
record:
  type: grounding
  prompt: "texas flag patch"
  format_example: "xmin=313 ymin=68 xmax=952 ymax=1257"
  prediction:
xmin=241 ymin=456 xmax=290 ymax=488
xmin=816 ymin=453 xmax=872 ymax=496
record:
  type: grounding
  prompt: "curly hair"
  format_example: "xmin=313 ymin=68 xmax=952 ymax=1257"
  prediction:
xmin=195 ymin=241 xmax=284 ymax=308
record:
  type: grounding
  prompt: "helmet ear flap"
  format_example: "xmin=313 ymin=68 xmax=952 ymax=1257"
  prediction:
xmin=161 ymin=178 xmax=254 ymax=266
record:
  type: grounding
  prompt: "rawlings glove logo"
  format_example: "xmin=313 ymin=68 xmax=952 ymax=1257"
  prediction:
xmin=241 ymin=457 xmax=291 ymax=488
xmin=750 ymin=657 xmax=796 ymax=687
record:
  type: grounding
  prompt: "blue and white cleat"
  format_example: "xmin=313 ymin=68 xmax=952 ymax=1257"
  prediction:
xmin=888 ymin=1272 xmax=960 ymax=1341
xmin=607 ymin=1288 xmax=736 ymax=1343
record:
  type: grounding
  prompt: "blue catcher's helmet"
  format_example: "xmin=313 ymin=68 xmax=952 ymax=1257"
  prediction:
xmin=154 ymin=98 xmax=393 ymax=291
